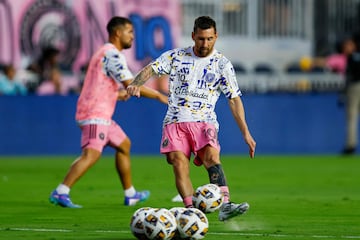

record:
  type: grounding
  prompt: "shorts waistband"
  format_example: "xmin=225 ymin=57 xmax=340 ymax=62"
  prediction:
xmin=77 ymin=119 xmax=112 ymax=126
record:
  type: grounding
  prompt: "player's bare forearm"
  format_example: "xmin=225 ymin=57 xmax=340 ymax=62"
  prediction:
xmin=130 ymin=64 xmax=156 ymax=87
xmin=140 ymin=86 xmax=168 ymax=104
xmin=228 ymin=97 xmax=256 ymax=158
xmin=228 ymin=97 xmax=248 ymax=135
xmin=127 ymin=65 xmax=156 ymax=97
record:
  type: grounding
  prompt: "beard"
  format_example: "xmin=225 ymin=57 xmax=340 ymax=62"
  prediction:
xmin=122 ymin=40 xmax=132 ymax=49
xmin=197 ymin=47 xmax=212 ymax=57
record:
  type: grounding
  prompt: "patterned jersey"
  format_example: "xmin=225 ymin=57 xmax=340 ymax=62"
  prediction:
xmin=151 ymin=47 xmax=241 ymax=128
xmin=76 ymin=43 xmax=133 ymax=125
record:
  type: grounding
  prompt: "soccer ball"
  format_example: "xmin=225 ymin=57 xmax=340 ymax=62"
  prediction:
xmin=169 ymin=207 xmax=187 ymax=221
xmin=130 ymin=207 xmax=154 ymax=240
xmin=143 ymin=208 xmax=177 ymax=240
xmin=193 ymin=183 xmax=224 ymax=213
xmin=169 ymin=207 xmax=187 ymax=239
xmin=177 ymin=208 xmax=209 ymax=239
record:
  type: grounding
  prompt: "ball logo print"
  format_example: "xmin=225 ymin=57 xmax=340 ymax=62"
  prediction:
xmin=179 ymin=213 xmax=199 ymax=236
xmin=144 ymin=214 xmax=158 ymax=237
xmin=169 ymin=207 xmax=187 ymax=239
xmin=177 ymin=208 xmax=209 ymax=239
xmin=193 ymin=184 xmax=224 ymax=213
xmin=169 ymin=207 xmax=187 ymax=220
xmin=130 ymin=207 xmax=154 ymax=240
xmin=143 ymin=208 xmax=177 ymax=240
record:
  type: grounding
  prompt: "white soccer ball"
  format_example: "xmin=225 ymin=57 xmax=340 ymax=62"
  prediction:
xmin=130 ymin=207 xmax=154 ymax=240
xmin=169 ymin=207 xmax=188 ymax=240
xmin=177 ymin=208 xmax=209 ymax=239
xmin=193 ymin=183 xmax=224 ymax=213
xmin=143 ymin=208 xmax=177 ymax=240
xmin=169 ymin=207 xmax=187 ymax=221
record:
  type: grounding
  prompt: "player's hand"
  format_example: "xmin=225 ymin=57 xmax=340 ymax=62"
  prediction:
xmin=244 ymin=133 xmax=256 ymax=158
xmin=127 ymin=85 xmax=140 ymax=98
xmin=117 ymin=89 xmax=130 ymax=101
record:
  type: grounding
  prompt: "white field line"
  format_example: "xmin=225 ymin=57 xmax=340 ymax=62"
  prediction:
xmin=1 ymin=227 xmax=360 ymax=239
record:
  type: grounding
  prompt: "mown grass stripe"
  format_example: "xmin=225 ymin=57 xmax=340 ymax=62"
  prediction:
xmin=2 ymin=227 xmax=360 ymax=239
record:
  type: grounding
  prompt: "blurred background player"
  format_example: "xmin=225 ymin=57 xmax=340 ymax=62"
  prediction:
xmin=342 ymin=35 xmax=360 ymax=155
xmin=0 ymin=64 xmax=27 ymax=96
xmin=27 ymin=47 xmax=63 ymax=93
xmin=311 ymin=37 xmax=357 ymax=74
xmin=49 ymin=16 xmax=167 ymax=208
xmin=127 ymin=16 xmax=256 ymax=221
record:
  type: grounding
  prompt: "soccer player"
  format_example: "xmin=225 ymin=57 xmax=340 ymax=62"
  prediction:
xmin=127 ymin=16 xmax=256 ymax=221
xmin=342 ymin=36 xmax=360 ymax=155
xmin=49 ymin=16 xmax=167 ymax=208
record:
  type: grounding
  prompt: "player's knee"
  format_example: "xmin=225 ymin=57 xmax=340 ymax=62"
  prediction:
xmin=202 ymin=154 xmax=220 ymax=167
xmin=83 ymin=148 xmax=101 ymax=157
xmin=166 ymin=153 xmax=187 ymax=168
xmin=80 ymin=149 xmax=102 ymax=165
xmin=116 ymin=137 xmax=131 ymax=155
xmin=199 ymin=146 xmax=220 ymax=167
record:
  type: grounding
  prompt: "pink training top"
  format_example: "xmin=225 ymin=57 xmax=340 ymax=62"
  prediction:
xmin=76 ymin=43 xmax=133 ymax=125
xmin=326 ymin=54 xmax=347 ymax=75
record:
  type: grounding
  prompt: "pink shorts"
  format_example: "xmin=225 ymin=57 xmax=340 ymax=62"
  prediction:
xmin=160 ymin=122 xmax=220 ymax=159
xmin=80 ymin=121 xmax=127 ymax=152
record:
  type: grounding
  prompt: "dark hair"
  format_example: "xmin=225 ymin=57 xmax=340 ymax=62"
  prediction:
xmin=352 ymin=31 xmax=360 ymax=50
xmin=3 ymin=64 xmax=14 ymax=75
xmin=193 ymin=16 xmax=217 ymax=33
xmin=106 ymin=16 xmax=132 ymax=35
xmin=41 ymin=47 xmax=60 ymax=59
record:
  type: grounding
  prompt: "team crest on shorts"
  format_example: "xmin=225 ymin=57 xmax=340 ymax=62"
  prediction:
xmin=99 ymin=133 xmax=105 ymax=140
xmin=162 ymin=138 xmax=169 ymax=148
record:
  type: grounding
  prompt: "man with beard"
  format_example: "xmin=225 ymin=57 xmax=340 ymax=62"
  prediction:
xmin=127 ymin=16 xmax=256 ymax=221
xmin=49 ymin=16 xmax=167 ymax=208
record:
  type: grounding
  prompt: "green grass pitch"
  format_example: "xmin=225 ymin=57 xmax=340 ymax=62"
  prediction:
xmin=0 ymin=155 xmax=359 ymax=240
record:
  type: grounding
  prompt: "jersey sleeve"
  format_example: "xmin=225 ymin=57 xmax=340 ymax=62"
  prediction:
xmin=219 ymin=59 xmax=242 ymax=99
xmin=151 ymin=49 xmax=174 ymax=75
xmin=104 ymin=48 xmax=133 ymax=83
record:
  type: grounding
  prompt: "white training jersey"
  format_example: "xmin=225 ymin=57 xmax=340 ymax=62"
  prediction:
xmin=151 ymin=46 xmax=241 ymax=128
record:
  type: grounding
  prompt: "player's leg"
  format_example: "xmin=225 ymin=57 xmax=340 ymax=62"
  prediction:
xmin=50 ymin=124 xmax=106 ymax=208
xmin=166 ymin=151 xmax=194 ymax=208
xmin=50 ymin=149 xmax=102 ymax=208
xmin=198 ymin=145 xmax=249 ymax=221
xmin=343 ymin=84 xmax=360 ymax=154
xmin=194 ymin=123 xmax=249 ymax=221
xmin=62 ymin=148 xmax=102 ymax=187
xmin=109 ymin=121 xmax=149 ymax=206
xmin=197 ymin=145 xmax=228 ymax=199
xmin=114 ymin=137 xmax=132 ymax=190
xmin=161 ymin=123 xmax=192 ymax=207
